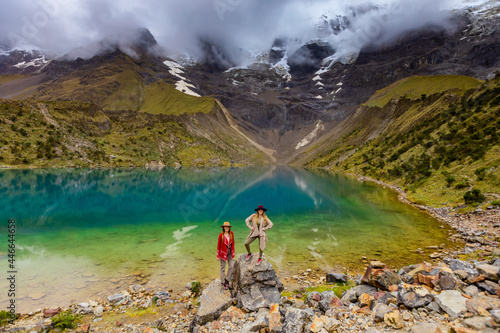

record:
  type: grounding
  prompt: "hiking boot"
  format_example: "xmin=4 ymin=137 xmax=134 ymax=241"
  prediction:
xmin=245 ymin=253 xmax=252 ymax=261
xmin=256 ymin=258 xmax=262 ymax=265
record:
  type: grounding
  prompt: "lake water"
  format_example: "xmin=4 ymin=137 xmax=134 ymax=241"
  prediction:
xmin=0 ymin=166 xmax=455 ymax=312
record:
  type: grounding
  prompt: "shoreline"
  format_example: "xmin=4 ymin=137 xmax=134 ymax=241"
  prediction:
xmin=351 ymin=173 xmax=500 ymax=239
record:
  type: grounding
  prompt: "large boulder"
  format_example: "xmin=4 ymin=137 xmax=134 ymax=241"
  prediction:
xmin=191 ymin=280 xmax=233 ymax=328
xmin=434 ymin=290 xmax=467 ymax=319
xmin=476 ymin=263 xmax=500 ymax=282
xmin=232 ymin=254 xmax=284 ymax=312
xmin=362 ymin=262 xmax=400 ymax=290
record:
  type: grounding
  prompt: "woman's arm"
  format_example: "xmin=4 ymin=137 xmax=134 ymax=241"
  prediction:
xmin=216 ymin=233 xmax=222 ymax=259
xmin=230 ymin=231 xmax=235 ymax=258
xmin=245 ymin=214 xmax=255 ymax=229
xmin=263 ymin=217 xmax=273 ymax=231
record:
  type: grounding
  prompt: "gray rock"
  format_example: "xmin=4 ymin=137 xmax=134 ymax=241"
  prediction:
xmin=282 ymin=307 xmax=313 ymax=333
xmin=463 ymin=285 xmax=479 ymax=297
xmin=365 ymin=329 xmax=382 ymax=333
xmin=320 ymin=290 xmax=336 ymax=303
xmin=340 ymin=288 xmax=357 ymax=305
xmin=306 ymin=291 xmax=321 ymax=308
xmin=318 ymin=291 xmax=336 ymax=313
xmin=154 ymin=290 xmax=171 ymax=300
xmin=397 ymin=284 xmax=433 ymax=308
xmin=437 ymin=272 xmax=457 ymax=290
xmin=321 ymin=316 xmax=340 ymax=331
xmin=476 ymin=263 xmax=500 ymax=282
xmin=464 ymin=316 xmax=490 ymax=331
xmin=326 ymin=273 xmax=348 ymax=284
xmin=240 ymin=314 xmax=268 ymax=333
xmin=443 ymin=259 xmax=478 ymax=276
xmin=107 ymin=293 xmax=125 ymax=304
xmin=373 ymin=303 xmax=391 ymax=322
xmin=232 ymin=254 xmax=283 ymax=312
xmin=434 ymin=290 xmax=467 ymax=319
xmin=493 ymin=259 xmax=500 ymax=267
xmin=491 ymin=309 xmax=500 ymax=323
xmin=93 ymin=305 xmax=104 ymax=317
xmin=476 ymin=280 xmax=500 ymax=295
xmin=352 ymin=284 xmax=377 ymax=297
xmin=191 ymin=279 xmax=233 ymax=327
xmin=129 ymin=284 xmax=145 ymax=294
xmin=410 ymin=323 xmax=442 ymax=333
xmin=426 ymin=301 xmax=441 ymax=313
xmin=378 ymin=270 xmax=400 ymax=290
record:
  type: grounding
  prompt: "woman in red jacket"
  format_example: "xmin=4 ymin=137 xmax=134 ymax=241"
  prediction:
xmin=217 ymin=221 xmax=235 ymax=290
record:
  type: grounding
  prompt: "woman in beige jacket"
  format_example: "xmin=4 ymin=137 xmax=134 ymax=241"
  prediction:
xmin=244 ymin=205 xmax=273 ymax=265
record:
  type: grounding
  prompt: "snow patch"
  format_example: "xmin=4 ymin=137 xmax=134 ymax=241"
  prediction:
xmin=315 ymin=81 xmax=324 ymax=86
xmin=163 ymin=59 xmax=201 ymax=97
xmin=295 ymin=120 xmax=325 ymax=150
xmin=315 ymin=68 xmax=329 ymax=75
xmin=315 ymin=95 xmax=323 ymax=99
xmin=312 ymin=75 xmax=322 ymax=81
xmin=13 ymin=55 xmax=50 ymax=69
xmin=175 ymin=81 xmax=201 ymax=97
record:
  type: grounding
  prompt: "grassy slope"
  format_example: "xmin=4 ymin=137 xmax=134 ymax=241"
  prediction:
xmin=0 ymin=99 xmax=269 ymax=168
xmin=12 ymin=51 xmax=213 ymax=116
xmin=305 ymin=74 xmax=500 ymax=210
xmin=0 ymin=74 xmax=30 ymax=84
xmin=141 ymin=81 xmax=214 ymax=115
xmin=365 ymin=75 xmax=483 ymax=108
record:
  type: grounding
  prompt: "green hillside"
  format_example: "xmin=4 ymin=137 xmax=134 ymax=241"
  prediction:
xmin=305 ymin=74 xmax=500 ymax=210
xmin=365 ymin=75 xmax=483 ymax=108
xmin=7 ymin=51 xmax=213 ymax=116
xmin=0 ymin=99 xmax=269 ymax=168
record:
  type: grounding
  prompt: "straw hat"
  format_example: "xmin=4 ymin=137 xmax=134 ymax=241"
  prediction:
xmin=220 ymin=221 xmax=232 ymax=228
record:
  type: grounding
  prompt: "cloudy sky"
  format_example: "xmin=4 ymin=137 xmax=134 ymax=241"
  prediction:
xmin=0 ymin=0 xmax=476 ymax=62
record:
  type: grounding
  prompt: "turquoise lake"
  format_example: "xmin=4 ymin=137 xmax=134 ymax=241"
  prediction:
xmin=0 ymin=166 xmax=455 ymax=312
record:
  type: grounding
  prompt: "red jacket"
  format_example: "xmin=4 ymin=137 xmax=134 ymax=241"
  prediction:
xmin=217 ymin=231 xmax=235 ymax=260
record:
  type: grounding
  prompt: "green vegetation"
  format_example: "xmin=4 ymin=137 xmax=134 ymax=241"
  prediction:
xmin=464 ymin=189 xmax=485 ymax=205
xmin=0 ymin=74 xmax=30 ymax=84
xmin=51 ymin=310 xmax=82 ymax=330
xmin=306 ymin=74 xmax=500 ymax=210
xmin=0 ymin=99 xmax=268 ymax=168
xmin=365 ymin=75 xmax=483 ymax=107
xmin=0 ymin=310 xmax=16 ymax=326
xmin=190 ymin=281 xmax=202 ymax=297
xmin=142 ymin=81 xmax=214 ymax=115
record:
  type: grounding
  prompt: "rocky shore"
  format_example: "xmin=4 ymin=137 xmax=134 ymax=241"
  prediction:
xmin=3 ymin=247 xmax=500 ymax=333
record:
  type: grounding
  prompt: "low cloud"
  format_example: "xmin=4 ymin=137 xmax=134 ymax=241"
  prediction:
xmin=0 ymin=0 xmax=469 ymax=63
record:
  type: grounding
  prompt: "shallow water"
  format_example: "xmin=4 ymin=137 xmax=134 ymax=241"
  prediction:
xmin=0 ymin=166 xmax=454 ymax=312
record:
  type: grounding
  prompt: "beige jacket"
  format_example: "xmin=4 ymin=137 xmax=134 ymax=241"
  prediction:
xmin=245 ymin=213 xmax=273 ymax=242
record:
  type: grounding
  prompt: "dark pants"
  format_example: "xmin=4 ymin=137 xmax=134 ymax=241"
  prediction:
xmin=245 ymin=236 xmax=264 ymax=258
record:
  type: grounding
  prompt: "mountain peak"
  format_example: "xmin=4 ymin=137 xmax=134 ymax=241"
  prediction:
xmin=129 ymin=27 xmax=158 ymax=51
